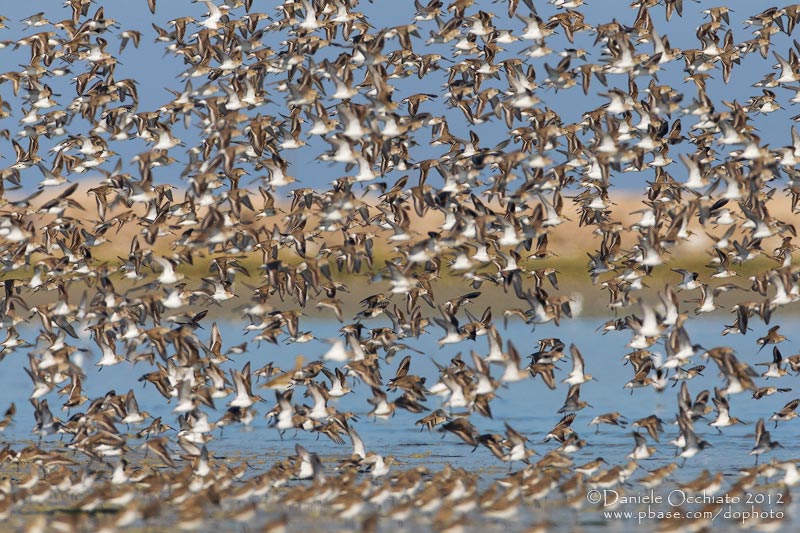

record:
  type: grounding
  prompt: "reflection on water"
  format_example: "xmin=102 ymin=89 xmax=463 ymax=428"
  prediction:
xmin=2 ymin=317 xmax=799 ymax=530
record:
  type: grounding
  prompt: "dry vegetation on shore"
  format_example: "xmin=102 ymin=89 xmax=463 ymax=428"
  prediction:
xmin=6 ymin=181 xmax=794 ymax=318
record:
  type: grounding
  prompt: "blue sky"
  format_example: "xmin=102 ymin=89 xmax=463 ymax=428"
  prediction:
xmin=0 ymin=1 xmax=799 ymax=194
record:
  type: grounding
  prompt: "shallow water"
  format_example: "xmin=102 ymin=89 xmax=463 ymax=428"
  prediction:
xmin=2 ymin=315 xmax=799 ymax=530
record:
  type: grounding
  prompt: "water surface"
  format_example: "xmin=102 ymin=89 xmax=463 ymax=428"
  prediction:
xmin=2 ymin=316 xmax=798 ymax=530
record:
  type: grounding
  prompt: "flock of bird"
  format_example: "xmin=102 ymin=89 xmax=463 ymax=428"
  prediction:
xmin=2 ymin=0 xmax=800 ymax=530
